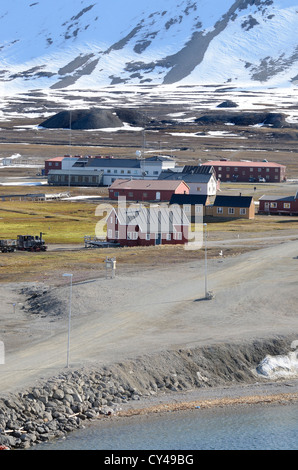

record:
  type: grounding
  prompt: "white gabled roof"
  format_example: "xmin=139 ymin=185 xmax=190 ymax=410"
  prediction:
xmin=111 ymin=205 xmax=189 ymax=233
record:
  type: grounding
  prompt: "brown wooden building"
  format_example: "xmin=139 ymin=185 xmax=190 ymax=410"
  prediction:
xmin=202 ymin=160 xmax=286 ymax=183
xmin=108 ymin=179 xmax=189 ymax=202
xmin=259 ymin=192 xmax=298 ymax=215
xmin=207 ymin=195 xmax=255 ymax=219
xmin=106 ymin=205 xmax=189 ymax=247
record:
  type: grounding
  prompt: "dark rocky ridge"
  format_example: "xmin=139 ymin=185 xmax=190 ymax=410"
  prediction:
xmin=195 ymin=111 xmax=292 ymax=128
xmin=39 ymin=108 xmax=152 ymax=130
xmin=40 ymin=108 xmax=124 ymax=130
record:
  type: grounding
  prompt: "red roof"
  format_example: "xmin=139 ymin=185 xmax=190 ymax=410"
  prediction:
xmin=109 ymin=179 xmax=189 ymax=190
xmin=203 ymin=160 xmax=285 ymax=168
xmin=45 ymin=156 xmax=66 ymax=162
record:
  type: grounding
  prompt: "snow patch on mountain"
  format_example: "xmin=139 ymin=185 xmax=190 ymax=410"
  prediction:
xmin=0 ymin=0 xmax=297 ymax=94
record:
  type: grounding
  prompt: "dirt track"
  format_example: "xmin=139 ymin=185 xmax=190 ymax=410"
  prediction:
xmin=1 ymin=236 xmax=298 ymax=395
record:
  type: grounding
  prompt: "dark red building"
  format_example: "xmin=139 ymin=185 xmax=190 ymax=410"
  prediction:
xmin=106 ymin=206 xmax=189 ymax=247
xmin=108 ymin=179 xmax=189 ymax=202
xmin=259 ymin=192 xmax=298 ymax=215
xmin=202 ymin=160 xmax=286 ymax=183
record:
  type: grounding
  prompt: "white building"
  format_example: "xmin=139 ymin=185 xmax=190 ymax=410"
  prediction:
xmin=47 ymin=155 xmax=176 ymax=187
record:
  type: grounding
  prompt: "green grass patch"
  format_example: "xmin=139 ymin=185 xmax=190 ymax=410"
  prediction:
xmin=0 ymin=200 xmax=104 ymax=244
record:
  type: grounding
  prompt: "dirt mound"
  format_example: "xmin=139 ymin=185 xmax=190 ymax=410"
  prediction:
xmin=40 ymin=108 xmax=124 ymax=130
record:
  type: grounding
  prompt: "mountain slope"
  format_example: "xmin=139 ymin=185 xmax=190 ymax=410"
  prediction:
xmin=0 ymin=0 xmax=297 ymax=94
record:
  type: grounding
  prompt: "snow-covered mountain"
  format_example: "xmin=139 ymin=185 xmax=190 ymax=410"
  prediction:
xmin=0 ymin=0 xmax=297 ymax=95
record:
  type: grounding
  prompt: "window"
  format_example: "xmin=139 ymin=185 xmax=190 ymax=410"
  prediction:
xmin=226 ymin=174 xmax=230 ymax=179
xmin=240 ymin=208 xmax=246 ymax=215
xmin=217 ymin=207 xmax=223 ymax=214
xmin=228 ymin=208 xmax=235 ymax=215
xmin=270 ymin=202 xmax=277 ymax=208
xmin=127 ymin=170 xmax=131 ymax=174
xmin=127 ymin=232 xmax=132 ymax=240
xmin=175 ymin=232 xmax=182 ymax=240
xmin=218 ymin=167 xmax=222 ymax=170
xmin=166 ymin=233 xmax=171 ymax=241
xmin=143 ymin=192 xmax=148 ymax=198
xmin=234 ymin=167 xmax=238 ymax=172
xmin=196 ymin=186 xmax=202 ymax=191
xmin=195 ymin=205 xmax=202 ymax=213
xmin=121 ymin=170 xmax=125 ymax=174
xmin=114 ymin=170 xmax=118 ymax=173
xmin=128 ymin=192 xmax=133 ymax=197
xmin=275 ymin=168 xmax=279 ymax=172
xmin=284 ymin=203 xmax=291 ymax=209
xmin=145 ymin=234 xmax=150 ymax=241
xmin=132 ymin=232 xmax=138 ymax=240
xmin=115 ymin=231 xmax=119 ymax=239
xmin=107 ymin=169 xmax=111 ymax=173
xmin=258 ymin=168 xmax=261 ymax=172
xmin=250 ymin=168 xmax=253 ymax=172
xmin=226 ymin=167 xmax=230 ymax=171
xmin=184 ymin=205 xmax=191 ymax=213
xmin=108 ymin=229 xmax=112 ymax=238
xmin=266 ymin=168 xmax=269 ymax=172
xmin=153 ymin=171 xmax=159 ymax=175
xmin=48 ymin=162 xmax=52 ymax=166
xmin=114 ymin=191 xmax=119 ymax=197
xmin=242 ymin=171 xmax=246 ymax=176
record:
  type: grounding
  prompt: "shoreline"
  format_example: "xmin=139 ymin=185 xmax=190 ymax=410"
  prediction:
xmin=116 ymin=390 xmax=298 ymax=419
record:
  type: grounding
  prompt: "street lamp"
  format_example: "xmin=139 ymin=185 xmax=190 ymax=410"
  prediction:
xmin=63 ymin=273 xmax=73 ymax=368
xmin=203 ymin=223 xmax=208 ymax=299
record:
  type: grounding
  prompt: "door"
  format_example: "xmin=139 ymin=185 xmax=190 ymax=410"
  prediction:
xmin=156 ymin=191 xmax=161 ymax=200
xmin=155 ymin=233 xmax=162 ymax=245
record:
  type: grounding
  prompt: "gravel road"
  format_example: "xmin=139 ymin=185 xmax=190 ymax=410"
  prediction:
xmin=1 ymin=238 xmax=298 ymax=394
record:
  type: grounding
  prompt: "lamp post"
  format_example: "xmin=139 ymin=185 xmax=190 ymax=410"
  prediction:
xmin=203 ymin=223 xmax=208 ymax=299
xmin=63 ymin=273 xmax=73 ymax=368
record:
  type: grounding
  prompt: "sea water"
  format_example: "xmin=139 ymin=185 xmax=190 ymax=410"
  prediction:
xmin=33 ymin=402 xmax=298 ymax=451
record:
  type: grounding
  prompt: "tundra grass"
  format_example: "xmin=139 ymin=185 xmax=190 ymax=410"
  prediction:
xmin=0 ymin=200 xmax=105 ymax=243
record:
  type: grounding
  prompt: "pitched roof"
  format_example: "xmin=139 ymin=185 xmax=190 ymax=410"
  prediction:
xmin=213 ymin=195 xmax=253 ymax=207
xmin=202 ymin=160 xmax=285 ymax=168
xmin=109 ymin=179 xmax=189 ymax=190
xmin=86 ymin=158 xmax=140 ymax=168
xmin=111 ymin=206 xmax=189 ymax=232
xmin=259 ymin=194 xmax=296 ymax=202
xmin=158 ymin=171 xmax=213 ymax=183
xmin=183 ymin=165 xmax=214 ymax=174
xmin=170 ymin=194 xmax=208 ymax=205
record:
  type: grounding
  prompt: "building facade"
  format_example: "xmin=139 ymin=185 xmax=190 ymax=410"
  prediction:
xmin=45 ymin=155 xmax=176 ymax=186
xmin=202 ymin=160 xmax=286 ymax=183
xmin=207 ymin=195 xmax=255 ymax=219
xmin=108 ymin=179 xmax=189 ymax=202
xmin=106 ymin=206 xmax=189 ymax=247
xmin=259 ymin=193 xmax=298 ymax=215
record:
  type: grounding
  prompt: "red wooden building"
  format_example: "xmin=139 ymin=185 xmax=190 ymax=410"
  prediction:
xmin=202 ymin=160 xmax=286 ymax=183
xmin=259 ymin=192 xmax=298 ymax=215
xmin=108 ymin=179 xmax=189 ymax=202
xmin=106 ymin=206 xmax=189 ymax=247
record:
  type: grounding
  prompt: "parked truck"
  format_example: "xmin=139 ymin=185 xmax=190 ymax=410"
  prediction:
xmin=0 ymin=233 xmax=47 ymax=253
